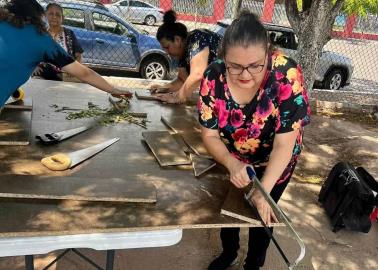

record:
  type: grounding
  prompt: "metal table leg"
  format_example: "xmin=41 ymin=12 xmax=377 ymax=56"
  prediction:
xmin=25 ymin=255 xmax=34 ymax=270
xmin=106 ymin=250 xmax=115 ymax=270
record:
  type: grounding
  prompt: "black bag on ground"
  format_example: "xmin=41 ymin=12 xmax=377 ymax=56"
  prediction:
xmin=318 ymin=162 xmax=378 ymax=233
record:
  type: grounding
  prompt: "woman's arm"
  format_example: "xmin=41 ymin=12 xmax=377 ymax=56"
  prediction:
xmin=201 ymin=126 xmax=251 ymax=188
xmin=149 ymin=68 xmax=187 ymax=93
xmin=260 ymin=130 xmax=298 ymax=193
xmin=61 ymin=61 xmax=129 ymax=96
xmin=177 ymin=47 xmax=209 ymax=101
xmin=250 ymin=130 xmax=298 ymax=225
xmin=154 ymin=48 xmax=209 ymax=103
xmin=75 ymin=53 xmax=82 ymax=63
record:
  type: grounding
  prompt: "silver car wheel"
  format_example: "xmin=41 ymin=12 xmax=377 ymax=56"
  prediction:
xmin=145 ymin=15 xmax=156 ymax=26
xmin=330 ymin=73 xmax=342 ymax=90
xmin=145 ymin=62 xmax=165 ymax=80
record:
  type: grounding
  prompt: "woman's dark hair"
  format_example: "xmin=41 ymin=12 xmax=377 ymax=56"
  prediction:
xmin=156 ymin=10 xmax=188 ymax=41
xmin=46 ymin=2 xmax=64 ymax=17
xmin=0 ymin=0 xmax=47 ymax=33
xmin=219 ymin=10 xmax=269 ymax=59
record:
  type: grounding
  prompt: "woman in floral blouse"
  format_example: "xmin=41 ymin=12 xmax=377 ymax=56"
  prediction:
xmin=34 ymin=2 xmax=83 ymax=81
xmin=198 ymin=11 xmax=310 ymax=270
xmin=149 ymin=9 xmax=221 ymax=104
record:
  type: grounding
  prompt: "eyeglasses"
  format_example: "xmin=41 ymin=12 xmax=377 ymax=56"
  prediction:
xmin=226 ymin=55 xmax=267 ymax=75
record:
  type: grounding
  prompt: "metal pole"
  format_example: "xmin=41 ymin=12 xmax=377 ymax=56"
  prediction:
xmin=25 ymin=255 xmax=34 ymax=270
xmin=106 ymin=250 xmax=115 ymax=270
xmin=232 ymin=0 xmax=243 ymax=19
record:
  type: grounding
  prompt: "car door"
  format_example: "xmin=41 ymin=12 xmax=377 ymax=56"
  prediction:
xmin=128 ymin=0 xmax=147 ymax=23
xmin=112 ymin=0 xmax=130 ymax=21
xmin=268 ymin=29 xmax=297 ymax=60
xmin=269 ymin=29 xmax=325 ymax=83
xmin=91 ymin=12 xmax=140 ymax=68
xmin=62 ymin=7 xmax=93 ymax=63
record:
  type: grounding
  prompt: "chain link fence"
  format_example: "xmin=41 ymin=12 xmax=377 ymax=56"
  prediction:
xmin=2 ymin=0 xmax=377 ymax=111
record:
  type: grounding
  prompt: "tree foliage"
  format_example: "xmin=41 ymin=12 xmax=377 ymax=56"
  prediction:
xmin=296 ymin=0 xmax=378 ymax=16
xmin=341 ymin=0 xmax=378 ymax=16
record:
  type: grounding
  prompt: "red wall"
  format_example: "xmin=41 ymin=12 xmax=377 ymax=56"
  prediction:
xmin=158 ymin=0 xmax=378 ymax=41
xmin=159 ymin=0 xmax=225 ymax=24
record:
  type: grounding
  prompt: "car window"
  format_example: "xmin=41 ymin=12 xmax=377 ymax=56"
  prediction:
xmin=119 ymin=1 xmax=128 ymax=7
xmin=268 ymin=30 xmax=292 ymax=49
xmin=130 ymin=0 xmax=150 ymax=8
xmin=92 ymin=12 xmax=129 ymax=36
xmin=63 ymin=8 xmax=85 ymax=29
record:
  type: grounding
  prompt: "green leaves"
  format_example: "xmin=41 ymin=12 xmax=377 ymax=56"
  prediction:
xmin=54 ymin=102 xmax=148 ymax=128
xmin=297 ymin=0 xmax=378 ymax=16
xmin=342 ymin=0 xmax=378 ymax=16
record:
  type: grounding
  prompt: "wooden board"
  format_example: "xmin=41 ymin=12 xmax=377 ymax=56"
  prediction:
xmin=135 ymin=90 xmax=161 ymax=101
xmin=171 ymin=133 xmax=191 ymax=153
xmin=221 ymin=185 xmax=282 ymax=227
xmin=0 ymin=107 xmax=32 ymax=145
xmin=161 ymin=116 xmax=211 ymax=158
xmin=221 ymin=185 xmax=262 ymax=224
xmin=190 ymin=154 xmax=216 ymax=177
xmin=181 ymin=132 xmax=212 ymax=158
xmin=161 ymin=115 xmax=201 ymax=133
xmin=142 ymin=131 xmax=191 ymax=166
xmin=0 ymin=175 xmax=156 ymax=203
xmin=4 ymin=98 xmax=33 ymax=110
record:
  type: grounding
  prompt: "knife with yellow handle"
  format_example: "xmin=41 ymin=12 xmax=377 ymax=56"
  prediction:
xmin=41 ymin=138 xmax=119 ymax=171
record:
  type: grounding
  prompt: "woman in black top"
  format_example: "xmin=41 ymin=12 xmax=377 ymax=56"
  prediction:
xmin=150 ymin=10 xmax=221 ymax=104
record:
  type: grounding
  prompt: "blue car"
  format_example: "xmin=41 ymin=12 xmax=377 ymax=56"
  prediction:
xmin=41 ymin=1 xmax=172 ymax=80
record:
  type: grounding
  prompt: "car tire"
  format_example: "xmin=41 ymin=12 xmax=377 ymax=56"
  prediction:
xmin=140 ymin=57 xmax=167 ymax=80
xmin=144 ymin=15 xmax=156 ymax=26
xmin=323 ymin=69 xmax=345 ymax=90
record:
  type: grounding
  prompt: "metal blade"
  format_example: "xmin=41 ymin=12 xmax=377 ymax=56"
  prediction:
xmin=245 ymin=166 xmax=306 ymax=269
xmin=67 ymin=138 xmax=120 ymax=168
xmin=55 ymin=126 xmax=91 ymax=141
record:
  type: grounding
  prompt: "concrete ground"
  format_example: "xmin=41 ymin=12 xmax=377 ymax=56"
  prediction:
xmin=0 ymin=88 xmax=377 ymax=270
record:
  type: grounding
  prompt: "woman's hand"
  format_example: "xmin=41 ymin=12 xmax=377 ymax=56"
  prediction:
xmin=33 ymin=65 xmax=44 ymax=77
xmin=153 ymin=91 xmax=183 ymax=104
xmin=227 ymin=157 xmax=251 ymax=188
xmin=250 ymin=188 xmax=278 ymax=226
xmin=149 ymin=83 xmax=170 ymax=94
xmin=111 ymin=88 xmax=133 ymax=99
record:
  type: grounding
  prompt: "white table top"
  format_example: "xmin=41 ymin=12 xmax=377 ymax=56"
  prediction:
xmin=0 ymin=229 xmax=182 ymax=257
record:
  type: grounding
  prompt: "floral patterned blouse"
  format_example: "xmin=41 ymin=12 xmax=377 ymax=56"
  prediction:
xmin=197 ymin=50 xmax=311 ymax=184
xmin=179 ymin=29 xmax=221 ymax=74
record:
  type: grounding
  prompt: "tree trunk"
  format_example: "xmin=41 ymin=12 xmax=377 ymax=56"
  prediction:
xmin=285 ymin=0 xmax=345 ymax=95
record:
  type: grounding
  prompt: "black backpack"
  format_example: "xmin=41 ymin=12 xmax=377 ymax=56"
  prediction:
xmin=318 ymin=162 xmax=378 ymax=233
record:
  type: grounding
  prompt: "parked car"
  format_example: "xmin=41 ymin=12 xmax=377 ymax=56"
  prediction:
xmin=214 ymin=20 xmax=354 ymax=90
xmin=40 ymin=1 xmax=171 ymax=80
xmin=105 ymin=0 xmax=164 ymax=26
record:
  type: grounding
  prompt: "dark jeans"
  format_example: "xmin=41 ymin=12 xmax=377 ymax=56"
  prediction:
xmin=220 ymin=176 xmax=291 ymax=268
